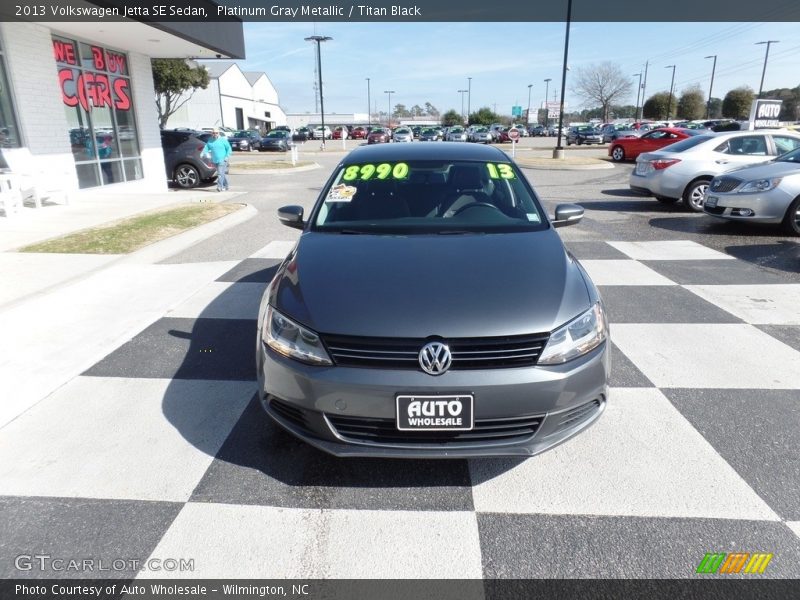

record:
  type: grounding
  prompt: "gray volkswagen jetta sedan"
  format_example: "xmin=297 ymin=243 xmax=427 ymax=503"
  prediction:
xmin=256 ymin=143 xmax=609 ymax=457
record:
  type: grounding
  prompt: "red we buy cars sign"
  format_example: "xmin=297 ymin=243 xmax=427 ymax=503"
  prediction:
xmin=53 ymin=39 xmax=131 ymax=112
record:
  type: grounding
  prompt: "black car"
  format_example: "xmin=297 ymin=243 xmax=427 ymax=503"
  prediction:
xmin=229 ymin=130 xmax=262 ymax=151
xmin=566 ymin=126 xmax=603 ymax=146
xmin=293 ymin=127 xmax=311 ymax=142
xmin=259 ymin=130 xmax=293 ymax=152
xmin=160 ymin=129 xmax=216 ymax=189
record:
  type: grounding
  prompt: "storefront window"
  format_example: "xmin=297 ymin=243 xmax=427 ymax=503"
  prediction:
xmin=53 ymin=36 xmax=142 ymax=188
xmin=0 ymin=37 xmax=21 ymax=149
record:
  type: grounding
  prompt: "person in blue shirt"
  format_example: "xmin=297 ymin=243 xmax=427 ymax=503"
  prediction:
xmin=201 ymin=129 xmax=233 ymax=191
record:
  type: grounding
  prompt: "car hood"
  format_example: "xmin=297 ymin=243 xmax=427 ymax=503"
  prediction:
xmin=272 ymin=230 xmax=591 ymax=338
xmin=720 ymin=160 xmax=800 ymax=179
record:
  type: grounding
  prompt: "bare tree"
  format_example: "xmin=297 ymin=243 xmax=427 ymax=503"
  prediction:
xmin=573 ymin=62 xmax=633 ymax=122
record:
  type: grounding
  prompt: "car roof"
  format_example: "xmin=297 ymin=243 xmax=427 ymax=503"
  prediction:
xmin=342 ymin=142 xmax=509 ymax=165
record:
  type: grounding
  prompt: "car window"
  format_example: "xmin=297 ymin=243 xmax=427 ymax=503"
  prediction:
xmin=717 ymin=135 xmax=767 ymax=155
xmin=776 ymin=147 xmax=800 ymax=163
xmin=312 ymin=160 xmax=547 ymax=234
xmin=772 ymin=136 xmax=800 ymax=156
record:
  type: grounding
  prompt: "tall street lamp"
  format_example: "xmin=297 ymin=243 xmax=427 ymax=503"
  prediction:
xmin=632 ymin=72 xmax=642 ymax=123
xmin=543 ymin=78 xmax=552 ymax=126
xmin=664 ymin=64 xmax=676 ymax=120
xmin=366 ymin=77 xmax=371 ymax=126
xmin=467 ymin=77 xmax=472 ymax=122
xmin=458 ymin=89 xmax=468 ymax=123
xmin=554 ymin=0 xmax=572 ymax=158
xmin=305 ymin=35 xmax=332 ymax=150
xmin=384 ymin=90 xmax=395 ymax=126
xmin=526 ymin=84 xmax=533 ymax=127
xmin=704 ymin=55 xmax=717 ymax=119
xmin=756 ymin=40 xmax=779 ymax=98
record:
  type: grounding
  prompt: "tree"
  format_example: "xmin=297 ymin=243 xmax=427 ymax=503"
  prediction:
xmin=643 ymin=92 xmax=677 ymax=120
xmin=469 ymin=107 xmax=500 ymax=126
xmin=707 ymin=98 xmax=723 ymax=120
xmin=152 ymin=59 xmax=210 ymax=129
xmin=677 ymin=85 xmax=706 ymax=120
xmin=441 ymin=109 xmax=462 ymax=127
xmin=722 ymin=86 xmax=755 ymax=119
xmin=573 ymin=61 xmax=633 ymax=123
xmin=393 ymin=104 xmax=410 ymax=118
xmin=763 ymin=85 xmax=800 ymax=121
xmin=424 ymin=102 xmax=440 ymax=117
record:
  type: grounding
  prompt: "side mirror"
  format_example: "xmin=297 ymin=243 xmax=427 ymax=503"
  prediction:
xmin=552 ymin=203 xmax=584 ymax=228
xmin=278 ymin=205 xmax=305 ymax=230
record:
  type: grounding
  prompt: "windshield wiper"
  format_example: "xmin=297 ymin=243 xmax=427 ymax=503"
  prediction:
xmin=337 ymin=229 xmax=369 ymax=235
xmin=436 ymin=230 xmax=482 ymax=235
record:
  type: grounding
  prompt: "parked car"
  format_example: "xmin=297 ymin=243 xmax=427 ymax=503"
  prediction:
xmin=600 ymin=123 xmax=638 ymax=144
xmin=530 ymin=125 xmax=547 ymax=137
xmin=609 ymin=128 xmax=701 ymax=162
xmin=495 ymin=128 xmax=515 ymax=143
xmin=566 ymin=126 xmax=603 ymax=146
xmin=332 ymin=126 xmax=350 ymax=140
xmin=273 ymin=125 xmax=293 ymax=136
xmin=312 ymin=125 xmax=332 ymax=140
xmin=629 ymin=130 xmax=800 ymax=211
xmin=418 ymin=127 xmax=442 ymax=142
xmin=259 ymin=130 xmax=293 ymax=152
xmin=229 ymin=130 xmax=262 ymax=152
xmin=350 ymin=126 xmax=368 ymax=140
xmin=511 ymin=125 xmax=529 ymax=137
xmin=393 ymin=127 xmax=414 ymax=143
xmin=258 ymin=142 xmax=608 ymax=457
xmin=160 ymin=129 xmax=216 ymax=189
xmin=366 ymin=127 xmax=391 ymax=144
xmin=468 ymin=126 xmax=494 ymax=143
xmin=293 ymin=127 xmax=312 ymax=142
xmin=446 ymin=127 xmax=468 ymax=142
xmin=703 ymin=146 xmax=800 ymax=235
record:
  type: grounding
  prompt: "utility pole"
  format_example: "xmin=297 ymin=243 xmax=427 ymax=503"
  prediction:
xmin=704 ymin=55 xmax=717 ymax=119
xmin=640 ymin=60 xmax=649 ymax=121
xmin=756 ymin=40 xmax=779 ymax=98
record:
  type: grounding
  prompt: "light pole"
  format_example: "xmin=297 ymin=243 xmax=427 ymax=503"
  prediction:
xmin=554 ymin=0 xmax=572 ymax=158
xmin=384 ymin=90 xmax=394 ymax=126
xmin=664 ymin=64 xmax=676 ymax=120
xmin=366 ymin=77 xmax=371 ymax=126
xmin=756 ymin=40 xmax=779 ymax=98
xmin=305 ymin=35 xmax=332 ymax=149
xmin=543 ymin=78 xmax=551 ymax=126
xmin=458 ymin=90 xmax=468 ymax=123
xmin=467 ymin=77 xmax=472 ymax=122
xmin=704 ymin=55 xmax=717 ymax=119
xmin=632 ymin=72 xmax=642 ymax=123
xmin=526 ymin=84 xmax=532 ymax=127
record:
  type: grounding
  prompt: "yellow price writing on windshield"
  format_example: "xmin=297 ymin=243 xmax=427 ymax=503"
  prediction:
xmin=486 ymin=163 xmax=516 ymax=179
xmin=342 ymin=162 xmax=410 ymax=181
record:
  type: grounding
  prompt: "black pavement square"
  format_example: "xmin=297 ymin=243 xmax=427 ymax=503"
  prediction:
xmin=608 ymin=341 xmax=653 ymax=388
xmin=664 ymin=388 xmax=800 ymax=521
xmin=190 ymin=396 xmax=475 ymax=512
xmin=478 ymin=513 xmax=800 ymax=578
xmin=756 ymin=325 xmax=800 ymax=353
xmin=216 ymin=258 xmax=281 ymax=283
xmin=565 ymin=241 xmax=629 ymax=260
xmin=599 ymin=285 xmax=743 ymax=324
xmin=0 ymin=496 xmax=182 ymax=579
xmin=84 ymin=317 xmax=256 ymax=381
xmin=642 ymin=260 xmax=789 ymax=286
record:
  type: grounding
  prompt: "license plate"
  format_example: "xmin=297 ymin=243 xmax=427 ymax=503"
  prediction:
xmin=635 ymin=162 xmax=649 ymax=175
xmin=705 ymin=196 xmax=718 ymax=208
xmin=396 ymin=395 xmax=474 ymax=431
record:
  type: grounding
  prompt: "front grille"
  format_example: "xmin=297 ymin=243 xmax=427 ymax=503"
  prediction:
xmin=322 ymin=332 xmax=550 ymax=371
xmin=327 ymin=413 xmax=543 ymax=445
xmin=556 ymin=399 xmax=602 ymax=430
xmin=704 ymin=205 xmax=726 ymax=215
xmin=710 ymin=177 xmax=741 ymax=193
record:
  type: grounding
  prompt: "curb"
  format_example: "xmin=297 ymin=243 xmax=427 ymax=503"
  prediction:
xmin=515 ymin=159 xmax=615 ymax=171
xmin=230 ymin=162 xmax=321 ymax=175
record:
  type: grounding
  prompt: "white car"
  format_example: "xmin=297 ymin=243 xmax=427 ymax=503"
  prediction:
xmin=392 ymin=127 xmax=414 ymax=143
xmin=629 ymin=129 xmax=800 ymax=212
xmin=446 ymin=127 xmax=468 ymax=142
xmin=312 ymin=126 xmax=332 ymax=140
xmin=703 ymin=147 xmax=800 ymax=236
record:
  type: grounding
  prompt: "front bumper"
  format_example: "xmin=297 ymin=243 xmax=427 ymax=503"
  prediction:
xmin=703 ymin=189 xmax=792 ymax=224
xmin=257 ymin=341 xmax=609 ymax=458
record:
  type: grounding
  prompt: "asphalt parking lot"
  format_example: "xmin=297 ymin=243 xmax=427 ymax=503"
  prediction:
xmin=1 ymin=140 xmax=799 ymax=587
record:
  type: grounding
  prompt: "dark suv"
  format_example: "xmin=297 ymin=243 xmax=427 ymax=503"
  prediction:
xmin=160 ymin=129 xmax=217 ymax=188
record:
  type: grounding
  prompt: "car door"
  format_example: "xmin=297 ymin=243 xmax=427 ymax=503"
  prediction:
xmin=712 ymin=134 xmax=772 ymax=170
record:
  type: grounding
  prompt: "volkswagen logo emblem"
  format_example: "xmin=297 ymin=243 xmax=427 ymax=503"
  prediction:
xmin=419 ymin=341 xmax=452 ymax=376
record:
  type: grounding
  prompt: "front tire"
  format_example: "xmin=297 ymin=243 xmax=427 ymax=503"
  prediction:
xmin=783 ymin=196 xmax=800 ymax=236
xmin=683 ymin=179 xmax=711 ymax=212
xmin=174 ymin=164 xmax=200 ymax=189
xmin=611 ymin=146 xmax=625 ymax=161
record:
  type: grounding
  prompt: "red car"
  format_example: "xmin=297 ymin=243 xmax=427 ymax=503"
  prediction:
xmin=366 ymin=128 xmax=391 ymax=144
xmin=332 ymin=126 xmax=349 ymax=140
xmin=608 ymin=128 xmax=700 ymax=162
xmin=350 ymin=127 xmax=367 ymax=139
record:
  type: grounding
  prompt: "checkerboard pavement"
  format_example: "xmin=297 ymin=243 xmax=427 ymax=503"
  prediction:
xmin=1 ymin=239 xmax=799 ymax=580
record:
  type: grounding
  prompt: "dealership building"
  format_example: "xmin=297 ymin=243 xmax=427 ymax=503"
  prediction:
xmin=0 ymin=4 xmax=244 ymax=197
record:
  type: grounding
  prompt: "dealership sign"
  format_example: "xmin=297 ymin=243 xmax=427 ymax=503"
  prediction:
xmin=747 ymin=99 xmax=782 ymax=130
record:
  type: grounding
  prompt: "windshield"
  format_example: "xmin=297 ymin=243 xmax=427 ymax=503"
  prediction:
xmin=777 ymin=147 xmax=800 ymax=162
xmin=312 ymin=159 xmax=547 ymax=234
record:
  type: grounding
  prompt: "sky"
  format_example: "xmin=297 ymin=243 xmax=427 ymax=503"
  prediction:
xmin=237 ymin=21 xmax=800 ymax=118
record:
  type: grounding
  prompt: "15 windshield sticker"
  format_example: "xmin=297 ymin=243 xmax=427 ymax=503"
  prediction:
xmin=342 ymin=162 xmax=410 ymax=181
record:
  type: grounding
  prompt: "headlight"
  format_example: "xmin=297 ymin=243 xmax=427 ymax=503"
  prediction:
xmin=262 ymin=306 xmax=332 ymax=366
xmin=738 ymin=178 xmax=782 ymax=193
xmin=539 ymin=303 xmax=608 ymax=365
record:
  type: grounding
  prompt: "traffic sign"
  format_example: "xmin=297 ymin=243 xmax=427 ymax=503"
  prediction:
xmin=508 ymin=128 xmax=520 ymax=141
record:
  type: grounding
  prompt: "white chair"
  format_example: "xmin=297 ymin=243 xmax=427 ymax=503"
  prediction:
xmin=0 ymin=171 xmax=23 ymax=217
xmin=1 ymin=148 xmax=71 ymax=208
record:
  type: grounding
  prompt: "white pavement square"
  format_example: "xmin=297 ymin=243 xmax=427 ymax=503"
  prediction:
xmin=141 ymin=504 xmax=483 ymax=579
xmin=0 ymin=377 xmax=254 ymax=502
xmin=469 ymin=388 xmax=779 ymax=521
xmin=611 ymin=324 xmax=800 ymax=389
xmin=608 ymin=240 xmax=735 ymax=261
xmin=685 ymin=284 xmax=800 ymax=325
xmin=166 ymin=282 xmax=266 ymax=320
xmin=249 ymin=241 xmax=296 ymax=259
xmin=579 ymin=260 xmax=676 ymax=286
xmin=786 ymin=522 xmax=800 ymax=541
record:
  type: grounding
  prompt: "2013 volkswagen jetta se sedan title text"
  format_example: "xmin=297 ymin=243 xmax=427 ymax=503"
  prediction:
xmin=256 ymin=143 xmax=609 ymax=457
